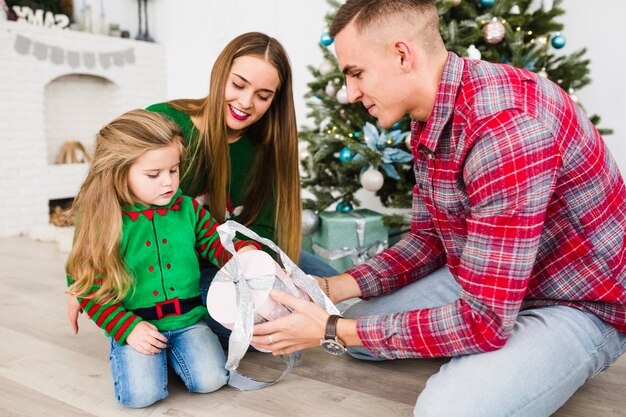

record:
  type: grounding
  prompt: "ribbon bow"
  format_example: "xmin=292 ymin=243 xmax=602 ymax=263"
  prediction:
xmin=214 ymin=221 xmax=339 ymax=390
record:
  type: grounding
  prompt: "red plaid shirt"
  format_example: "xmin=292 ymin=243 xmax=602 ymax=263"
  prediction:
xmin=348 ymin=52 xmax=626 ymax=359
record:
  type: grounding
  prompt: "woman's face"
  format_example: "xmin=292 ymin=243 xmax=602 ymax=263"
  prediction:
xmin=224 ymin=55 xmax=280 ymax=141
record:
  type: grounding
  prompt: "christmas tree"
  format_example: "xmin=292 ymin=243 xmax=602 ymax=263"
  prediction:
xmin=299 ymin=0 xmax=610 ymax=230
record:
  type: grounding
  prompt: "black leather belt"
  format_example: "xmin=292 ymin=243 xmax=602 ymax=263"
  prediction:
xmin=130 ymin=296 xmax=203 ymax=320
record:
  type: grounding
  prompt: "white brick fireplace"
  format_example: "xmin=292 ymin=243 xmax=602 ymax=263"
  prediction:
xmin=0 ymin=20 xmax=166 ymax=238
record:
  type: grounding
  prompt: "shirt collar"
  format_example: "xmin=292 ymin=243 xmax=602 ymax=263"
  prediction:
xmin=122 ymin=189 xmax=183 ymax=222
xmin=411 ymin=52 xmax=465 ymax=152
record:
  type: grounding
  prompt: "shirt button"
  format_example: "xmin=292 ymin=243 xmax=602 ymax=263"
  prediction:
xmin=146 ymin=241 xmax=151 ymax=246
xmin=166 ymin=264 xmax=171 ymax=269
xmin=170 ymin=287 xmax=175 ymax=291
xmin=148 ymin=266 xmax=154 ymax=272
xmin=162 ymin=239 xmax=167 ymax=244
xmin=152 ymin=290 xmax=158 ymax=296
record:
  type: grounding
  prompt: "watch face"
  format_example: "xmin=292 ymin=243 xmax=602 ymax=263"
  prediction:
xmin=320 ymin=339 xmax=346 ymax=355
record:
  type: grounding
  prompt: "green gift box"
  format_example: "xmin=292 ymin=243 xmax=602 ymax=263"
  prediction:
xmin=311 ymin=209 xmax=388 ymax=272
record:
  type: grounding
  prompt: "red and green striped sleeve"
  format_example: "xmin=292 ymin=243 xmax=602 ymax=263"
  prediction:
xmin=191 ymin=199 xmax=261 ymax=267
xmin=72 ymin=278 xmax=142 ymax=345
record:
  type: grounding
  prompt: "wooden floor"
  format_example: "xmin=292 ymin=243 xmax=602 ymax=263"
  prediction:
xmin=1 ymin=236 xmax=625 ymax=417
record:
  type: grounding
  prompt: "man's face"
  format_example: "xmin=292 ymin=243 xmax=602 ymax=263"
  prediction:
xmin=334 ymin=22 xmax=409 ymax=128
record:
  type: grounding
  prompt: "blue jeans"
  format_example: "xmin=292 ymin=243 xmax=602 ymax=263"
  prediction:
xmin=343 ymin=267 xmax=626 ymax=417
xmin=109 ymin=320 xmax=228 ymax=408
xmin=199 ymin=250 xmax=338 ymax=347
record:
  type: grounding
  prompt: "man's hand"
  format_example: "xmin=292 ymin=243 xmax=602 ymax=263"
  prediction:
xmin=252 ymin=289 xmax=329 ymax=355
xmin=67 ymin=293 xmax=82 ymax=334
xmin=126 ymin=321 xmax=168 ymax=354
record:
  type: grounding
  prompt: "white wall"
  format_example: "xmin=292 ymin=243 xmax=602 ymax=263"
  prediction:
xmin=75 ymin=0 xmax=624 ymax=176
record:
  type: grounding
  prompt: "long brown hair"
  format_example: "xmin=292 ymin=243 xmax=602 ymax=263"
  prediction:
xmin=169 ymin=32 xmax=301 ymax=261
xmin=67 ymin=110 xmax=184 ymax=302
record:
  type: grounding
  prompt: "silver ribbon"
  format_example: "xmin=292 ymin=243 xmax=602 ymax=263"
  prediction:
xmin=214 ymin=220 xmax=339 ymax=390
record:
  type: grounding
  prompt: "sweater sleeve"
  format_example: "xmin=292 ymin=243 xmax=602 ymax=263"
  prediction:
xmin=68 ymin=276 xmax=142 ymax=345
xmin=192 ymin=199 xmax=261 ymax=267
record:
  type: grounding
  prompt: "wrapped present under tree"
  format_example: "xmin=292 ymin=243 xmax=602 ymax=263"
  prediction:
xmin=311 ymin=209 xmax=388 ymax=272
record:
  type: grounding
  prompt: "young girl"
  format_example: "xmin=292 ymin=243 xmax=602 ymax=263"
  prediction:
xmin=66 ymin=109 xmax=259 ymax=408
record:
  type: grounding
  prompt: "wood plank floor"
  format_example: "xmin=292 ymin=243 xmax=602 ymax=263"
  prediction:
xmin=1 ymin=236 xmax=624 ymax=417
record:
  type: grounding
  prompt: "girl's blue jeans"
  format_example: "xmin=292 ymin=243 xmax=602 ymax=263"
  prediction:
xmin=343 ymin=266 xmax=626 ymax=417
xmin=109 ymin=320 xmax=228 ymax=408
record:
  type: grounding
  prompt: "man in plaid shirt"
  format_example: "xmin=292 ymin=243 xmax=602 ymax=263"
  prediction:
xmin=252 ymin=0 xmax=626 ymax=415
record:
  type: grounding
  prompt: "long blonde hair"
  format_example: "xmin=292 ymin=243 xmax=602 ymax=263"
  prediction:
xmin=169 ymin=32 xmax=302 ymax=261
xmin=67 ymin=110 xmax=184 ymax=303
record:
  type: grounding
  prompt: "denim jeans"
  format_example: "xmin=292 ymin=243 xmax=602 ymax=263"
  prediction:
xmin=199 ymin=250 xmax=338 ymax=347
xmin=109 ymin=320 xmax=228 ymax=408
xmin=343 ymin=267 xmax=626 ymax=417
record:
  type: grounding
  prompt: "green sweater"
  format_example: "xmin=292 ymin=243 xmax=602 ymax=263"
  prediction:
xmin=146 ymin=102 xmax=276 ymax=242
xmin=71 ymin=190 xmax=258 ymax=344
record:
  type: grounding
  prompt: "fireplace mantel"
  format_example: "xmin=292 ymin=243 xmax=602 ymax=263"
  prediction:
xmin=0 ymin=20 xmax=167 ymax=238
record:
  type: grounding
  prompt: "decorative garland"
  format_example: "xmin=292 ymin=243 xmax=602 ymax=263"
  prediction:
xmin=13 ymin=34 xmax=135 ymax=68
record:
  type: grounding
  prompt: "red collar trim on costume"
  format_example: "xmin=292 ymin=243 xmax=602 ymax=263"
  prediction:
xmin=122 ymin=196 xmax=183 ymax=222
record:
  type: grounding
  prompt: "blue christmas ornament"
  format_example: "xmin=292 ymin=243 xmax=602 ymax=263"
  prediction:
xmin=479 ymin=0 xmax=495 ymax=6
xmin=336 ymin=200 xmax=354 ymax=212
xmin=339 ymin=146 xmax=355 ymax=163
xmin=551 ymin=34 xmax=566 ymax=49
xmin=320 ymin=32 xmax=334 ymax=47
xmin=391 ymin=121 xmax=402 ymax=130
xmin=354 ymin=131 xmax=360 ymax=138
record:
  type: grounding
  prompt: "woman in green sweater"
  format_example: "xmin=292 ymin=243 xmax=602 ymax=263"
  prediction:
xmin=68 ymin=32 xmax=337 ymax=343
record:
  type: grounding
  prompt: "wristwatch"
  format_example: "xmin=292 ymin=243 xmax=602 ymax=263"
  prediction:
xmin=320 ymin=314 xmax=347 ymax=355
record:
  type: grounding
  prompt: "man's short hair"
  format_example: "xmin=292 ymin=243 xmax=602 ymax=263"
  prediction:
xmin=329 ymin=0 xmax=437 ymax=38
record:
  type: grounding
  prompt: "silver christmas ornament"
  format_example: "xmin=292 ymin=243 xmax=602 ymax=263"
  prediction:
xmin=483 ymin=18 xmax=506 ymax=44
xmin=467 ymin=44 xmax=481 ymax=60
xmin=319 ymin=59 xmax=334 ymax=76
xmin=302 ymin=209 xmax=320 ymax=235
xmin=325 ymin=82 xmax=337 ymax=96
xmin=360 ymin=168 xmax=384 ymax=192
xmin=336 ymin=86 xmax=349 ymax=104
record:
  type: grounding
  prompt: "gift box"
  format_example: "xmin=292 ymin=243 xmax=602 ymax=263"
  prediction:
xmin=311 ymin=209 xmax=388 ymax=272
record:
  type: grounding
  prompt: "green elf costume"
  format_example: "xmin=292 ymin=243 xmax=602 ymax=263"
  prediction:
xmin=69 ymin=190 xmax=260 ymax=344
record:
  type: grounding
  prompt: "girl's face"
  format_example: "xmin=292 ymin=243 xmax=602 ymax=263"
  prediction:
xmin=224 ymin=55 xmax=280 ymax=141
xmin=128 ymin=143 xmax=180 ymax=207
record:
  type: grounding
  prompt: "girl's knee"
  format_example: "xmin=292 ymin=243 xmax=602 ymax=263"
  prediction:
xmin=116 ymin=385 xmax=167 ymax=408
xmin=188 ymin=369 xmax=229 ymax=393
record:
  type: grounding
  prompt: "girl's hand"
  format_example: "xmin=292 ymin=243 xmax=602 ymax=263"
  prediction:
xmin=126 ymin=321 xmax=168 ymax=354
xmin=66 ymin=293 xmax=82 ymax=334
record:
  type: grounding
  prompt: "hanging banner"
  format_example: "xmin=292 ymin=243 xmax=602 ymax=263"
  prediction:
xmin=12 ymin=34 xmax=136 ymax=69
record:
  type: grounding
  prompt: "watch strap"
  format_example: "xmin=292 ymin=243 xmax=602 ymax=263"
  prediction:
xmin=325 ymin=314 xmax=342 ymax=341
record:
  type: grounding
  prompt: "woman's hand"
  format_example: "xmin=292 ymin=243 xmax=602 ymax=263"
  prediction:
xmin=126 ymin=321 xmax=168 ymax=354
xmin=67 ymin=293 xmax=82 ymax=334
xmin=252 ymin=289 xmax=329 ymax=355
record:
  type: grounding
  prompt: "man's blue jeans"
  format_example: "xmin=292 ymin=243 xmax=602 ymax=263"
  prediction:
xmin=109 ymin=320 xmax=228 ymax=408
xmin=343 ymin=267 xmax=626 ymax=417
